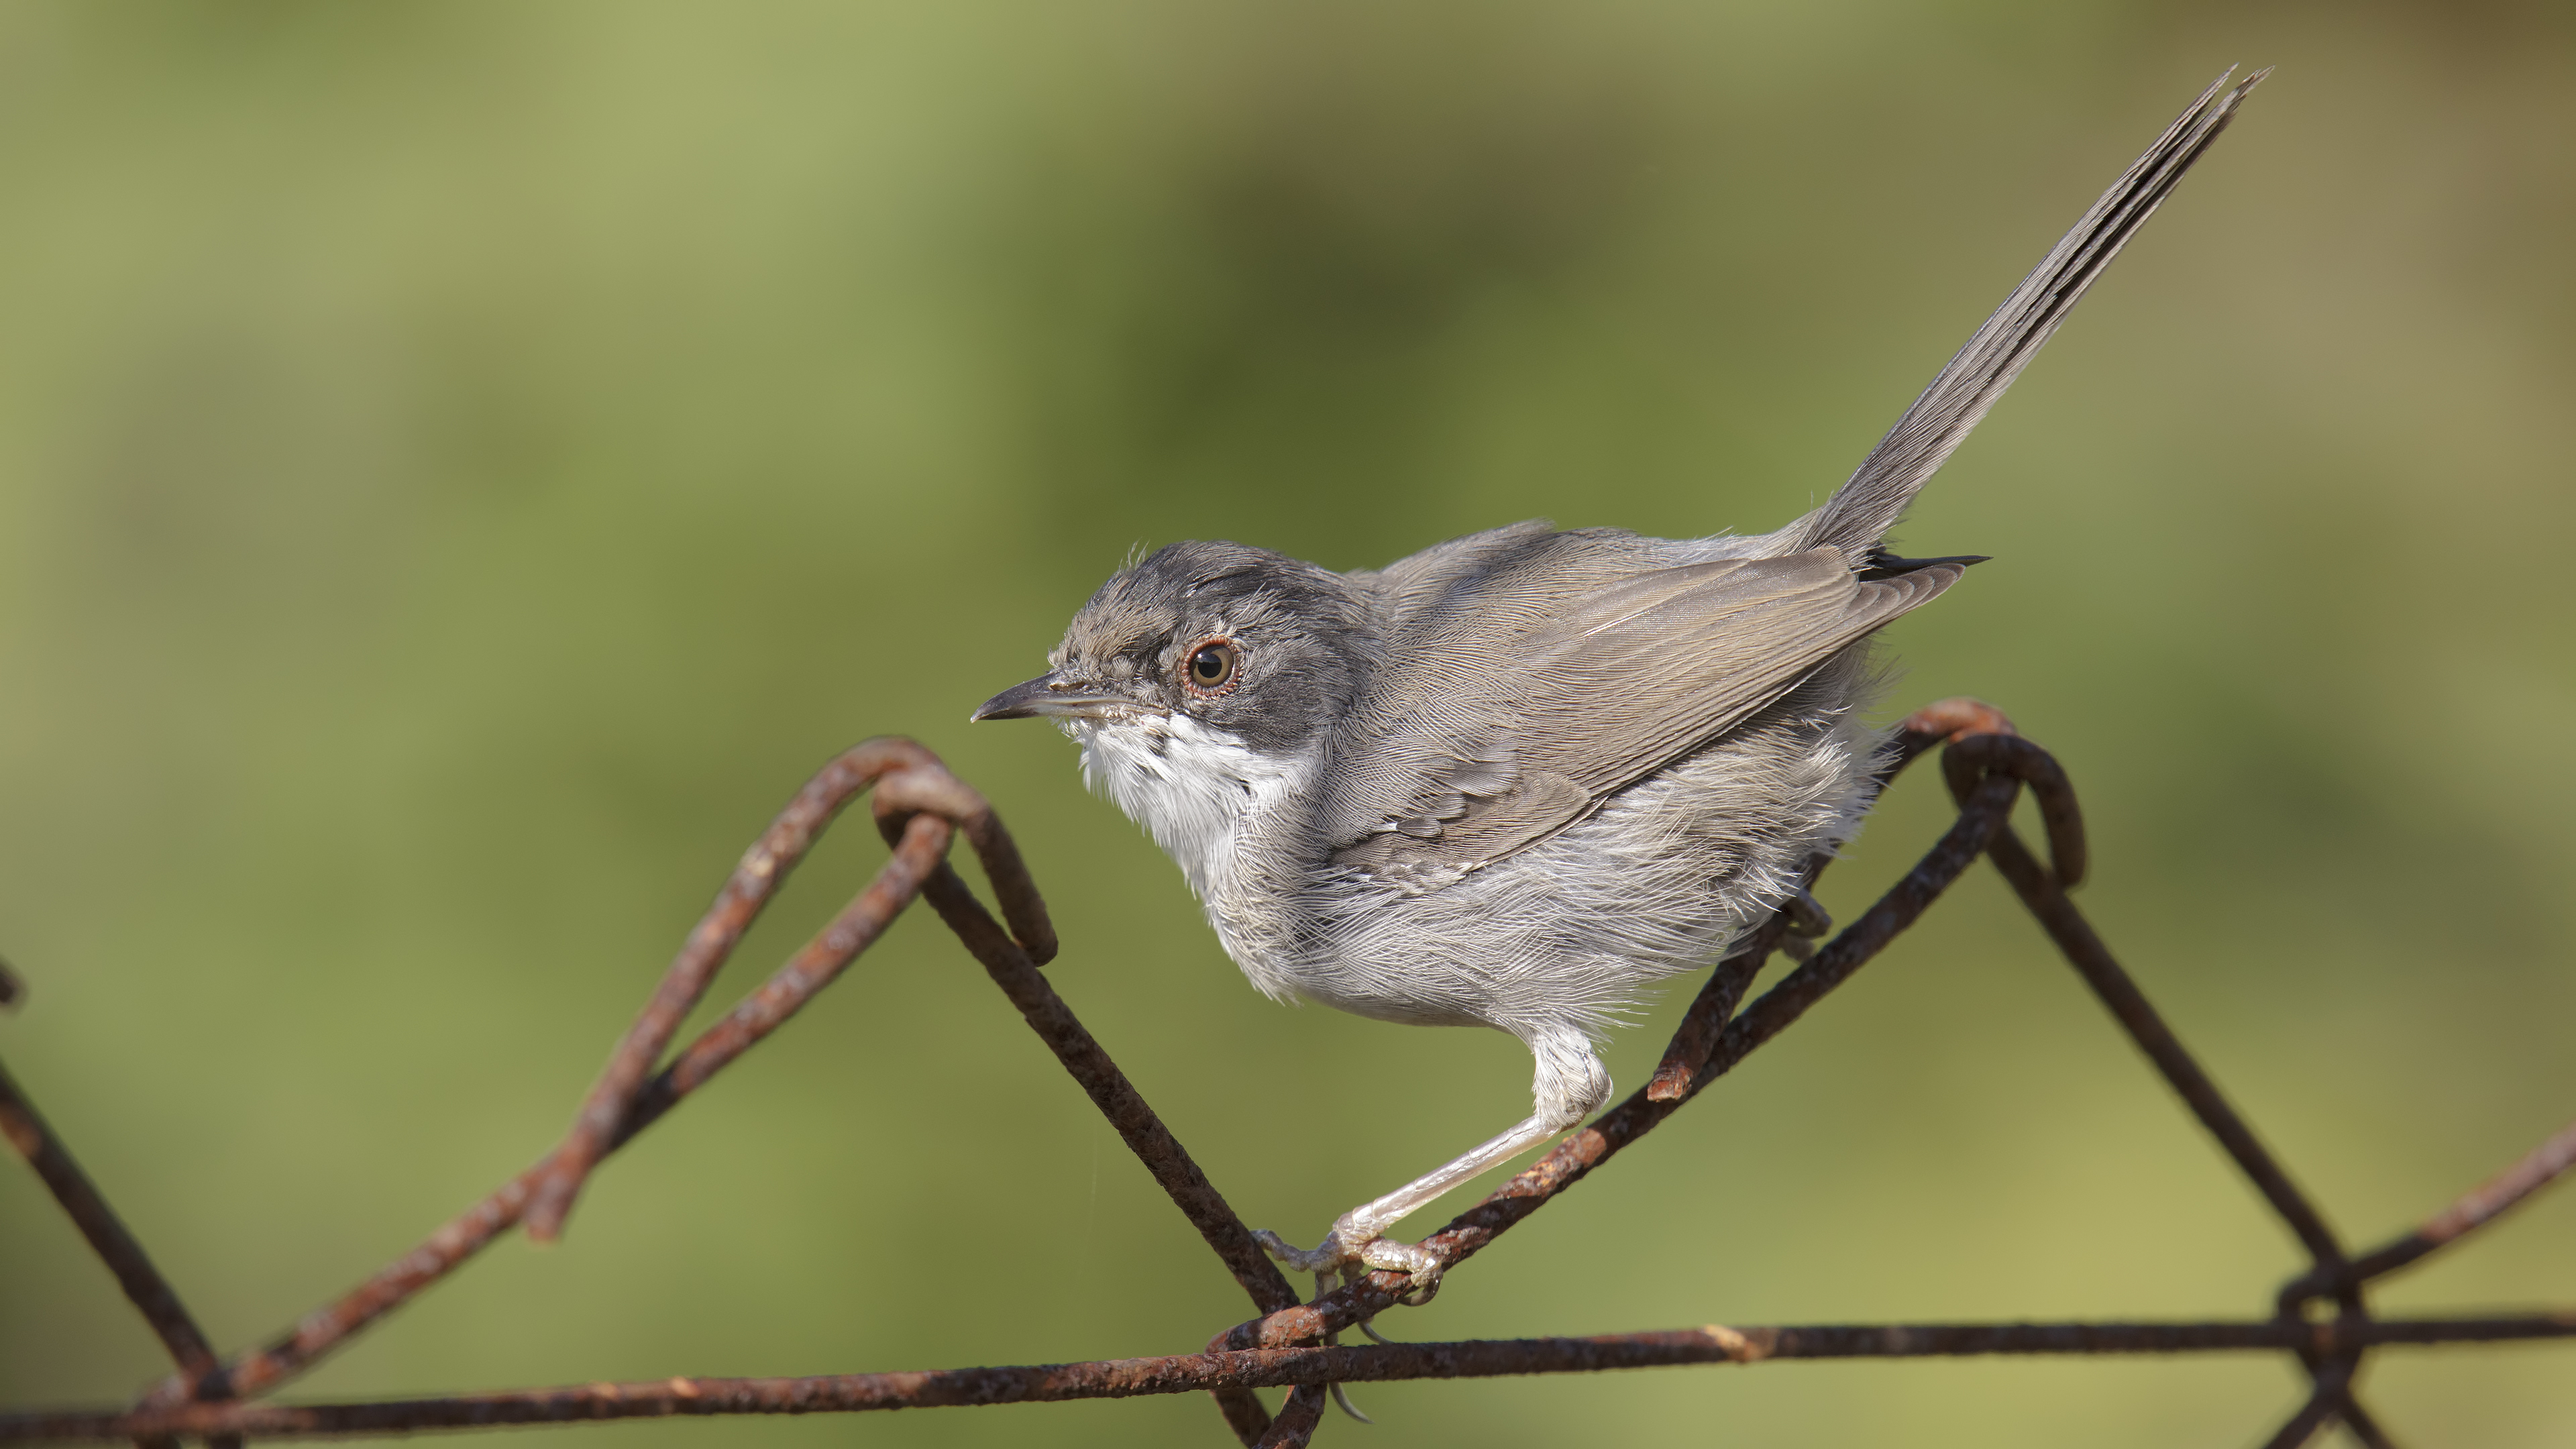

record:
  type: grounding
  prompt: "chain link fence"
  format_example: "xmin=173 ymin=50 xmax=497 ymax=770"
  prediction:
xmin=3 ymin=702 xmax=2569 ymax=1447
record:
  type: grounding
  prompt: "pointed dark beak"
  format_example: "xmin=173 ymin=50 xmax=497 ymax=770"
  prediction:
xmin=971 ymin=673 xmax=1136 ymax=722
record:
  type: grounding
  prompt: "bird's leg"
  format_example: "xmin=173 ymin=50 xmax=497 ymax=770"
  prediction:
xmin=1254 ymin=1111 xmax=1573 ymax=1295
xmin=1255 ymin=1032 xmax=1608 ymax=1302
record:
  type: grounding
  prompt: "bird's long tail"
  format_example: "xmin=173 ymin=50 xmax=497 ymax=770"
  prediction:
xmin=1796 ymin=68 xmax=2267 ymax=561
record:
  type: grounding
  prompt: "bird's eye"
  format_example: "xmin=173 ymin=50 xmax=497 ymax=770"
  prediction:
xmin=1183 ymin=639 xmax=1240 ymax=695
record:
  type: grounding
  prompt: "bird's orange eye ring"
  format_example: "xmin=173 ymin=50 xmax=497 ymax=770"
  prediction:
xmin=1181 ymin=638 xmax=1241 ymax=697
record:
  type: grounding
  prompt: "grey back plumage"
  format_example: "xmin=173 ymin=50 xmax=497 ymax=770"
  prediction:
xmin=1327 ymin=527 xmax=1960 ymax=886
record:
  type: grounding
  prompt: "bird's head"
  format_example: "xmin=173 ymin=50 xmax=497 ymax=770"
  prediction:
xmin=971 ymin=540 xmax=1374 ymax=759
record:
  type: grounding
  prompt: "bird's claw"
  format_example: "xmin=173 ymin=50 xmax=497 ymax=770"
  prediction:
xmin=1250 ymin=1226 xmax=1345 ymax=1276
xmin=1356 ymin=1234 xmax=1443 ymax=1304
xmin=1778 ymin=888 xmax=1833 ymax=963
xmin=1253 ymin=1216 xmax=1444 ymax=1305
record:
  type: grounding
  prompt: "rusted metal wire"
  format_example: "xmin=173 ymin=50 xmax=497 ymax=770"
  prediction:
xmin=2339 ymin=1397 xmax=2403 ymax=1449
xmin=1974 ymin=812 xmax=2376 ymax=1439
xmin=1919 ymin=706 xmax=2088 ymax=888
xmin=108 ymin=744 xmax=1291 ymax=1441
xmin=1210 ymin=1378 xmax=1281 ymax=1447
xmin=0 ymin=1056 xmax=219 ymax=1387
xmin=134 ymin=749 xmax=974 ymax=1409
xmin=7 ymin=705 xmax=2571 ymax=1447
xmin=1249 ymin=1384 xmax=1328 ymax=1448
xmin=895 ymin=855 xmax=1298 ymax=1316
xmin=0 ymin=1053 xmax=231 ymax=1449
xmin=1981 ymin=804 xmax=2351 ymax=1275
xmin=2253 ymin=1110 xmax=2576 ymax=1448
xmin=610 ymin=813 xmax=953 ymax=1149
xmin=2312 ymin=1114 xmax=2576 ymax=1293
xmin=873 ymin=777 xmax=1306 ymax=1444
xmin=2259 ymin=1361 xmax=2352 ymax=1449
xmin=525 ymin=739 xmax=1051 ymax=1242
xmin=1945 ymin=728 xmax=2385 ymax=1443
xmin=8 ymin=1315 xmax=2571 ymax=1444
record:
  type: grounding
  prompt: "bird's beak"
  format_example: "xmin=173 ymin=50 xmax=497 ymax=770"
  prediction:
xmin=970 ymin=673 xmax=1136 ymax=722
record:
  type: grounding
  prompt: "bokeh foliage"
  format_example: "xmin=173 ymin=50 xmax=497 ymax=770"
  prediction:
xmin=3 ymin=2 xmax=2573 ymax=1444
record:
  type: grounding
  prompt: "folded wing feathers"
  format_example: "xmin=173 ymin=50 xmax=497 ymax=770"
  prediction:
xmin=1328 ymin=553 xmax=1963 ymax=883
xmin=1528 ymin=561 xmax=1951 ymax=797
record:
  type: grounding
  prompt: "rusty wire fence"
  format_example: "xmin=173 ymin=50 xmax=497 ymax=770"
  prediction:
xmin=2 ymin=700 xmax=2571 ymax=1448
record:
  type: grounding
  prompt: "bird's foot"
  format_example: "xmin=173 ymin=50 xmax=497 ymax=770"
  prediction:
xmin=1778 ymin=888 xmax=1833 ymax=963
xmin=1253 ymin=1212 xmax=1444 ymax=1305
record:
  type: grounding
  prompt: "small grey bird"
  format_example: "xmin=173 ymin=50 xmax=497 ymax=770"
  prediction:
xmin=975 ymin=72 xmax=2261 ymax=1297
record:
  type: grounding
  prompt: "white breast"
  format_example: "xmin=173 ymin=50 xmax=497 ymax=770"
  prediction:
xmin=1063 ymin=712 xmax=1309 ymax=985
xmin=1065 ymin=714 xmax=1305 ymax=895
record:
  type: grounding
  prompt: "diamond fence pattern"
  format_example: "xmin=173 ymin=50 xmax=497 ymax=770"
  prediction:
xmin=2 ymin=702 xmax=2569 ymax=1448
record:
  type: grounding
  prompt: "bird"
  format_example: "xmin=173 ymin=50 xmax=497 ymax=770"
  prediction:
xmin=973 ymin=71 xmax=2263 ymax=1301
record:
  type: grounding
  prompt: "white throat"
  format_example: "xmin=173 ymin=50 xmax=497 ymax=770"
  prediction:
xmin=1063 ymin=712 xmax=1304 ymax=903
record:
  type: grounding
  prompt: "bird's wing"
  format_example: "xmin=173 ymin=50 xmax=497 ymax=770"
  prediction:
xmin=1324 ymin=547 xmax=1960 ymax=887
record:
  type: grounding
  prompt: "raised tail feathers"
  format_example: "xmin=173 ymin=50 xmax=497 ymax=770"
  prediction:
xmin=1796 ymin=67 xmax=2268 ymax=561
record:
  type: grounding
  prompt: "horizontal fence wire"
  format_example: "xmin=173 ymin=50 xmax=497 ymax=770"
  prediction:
xmin=9 ymin=1317 xmax=2576 ymax=1444
xmin=3 ymin=703 xmax=2571 ymax=1449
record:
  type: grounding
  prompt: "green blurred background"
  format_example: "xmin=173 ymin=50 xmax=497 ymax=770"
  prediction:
xmin=3 ymin=2 xmax=2572 ymax=1444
